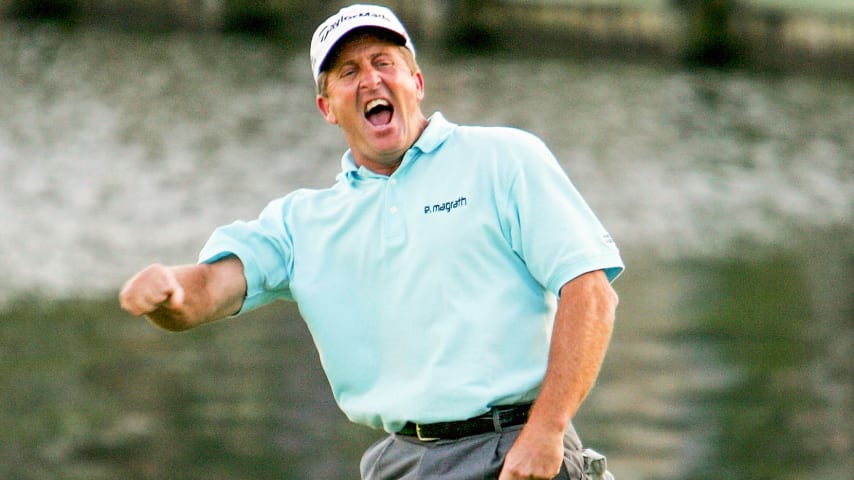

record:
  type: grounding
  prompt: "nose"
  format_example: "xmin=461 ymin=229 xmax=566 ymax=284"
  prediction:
xmin=359 ymin=66 xmax=382 ymax=89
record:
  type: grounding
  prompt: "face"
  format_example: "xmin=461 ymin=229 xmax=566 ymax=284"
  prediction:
xmin=317 ymin=35 xmax=427 ymax=175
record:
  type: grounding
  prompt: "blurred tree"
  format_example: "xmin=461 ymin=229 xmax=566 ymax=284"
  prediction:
xmin=446 ymin=0 xmax=497 ymax=53
xmin=6 ymin=0 xmax=79 ymax=22
xmin=673 ymin=0 xmax=746 ymax=67
xmin=221 ymin=0 xmax=282 ymax=35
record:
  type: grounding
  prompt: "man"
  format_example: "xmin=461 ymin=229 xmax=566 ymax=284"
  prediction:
xmin=119 ymin=4 xmax=624 ymax=479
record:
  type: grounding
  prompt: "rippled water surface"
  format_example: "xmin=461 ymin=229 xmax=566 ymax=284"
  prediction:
xmin=0 ymin=23 xmax=851 ymax=480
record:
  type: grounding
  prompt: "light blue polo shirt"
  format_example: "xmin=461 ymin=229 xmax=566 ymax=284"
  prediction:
xmin=199 ymin=112 xmax=623 ymax=432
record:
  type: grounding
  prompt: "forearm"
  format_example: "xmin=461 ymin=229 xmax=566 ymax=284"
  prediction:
xmin=528 ymin=269 xmax=618 ymax=434
xmin=120 ymin=256 xmax=247 ymax=332
xmin=499 ymin=270 xmax=617 ymax=479
xmin=144 ymin=264 xmax=235 ymax=331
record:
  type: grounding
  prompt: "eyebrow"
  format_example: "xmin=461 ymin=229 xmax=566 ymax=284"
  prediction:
xmin=336 ymin=49 xmax=394 ymax=70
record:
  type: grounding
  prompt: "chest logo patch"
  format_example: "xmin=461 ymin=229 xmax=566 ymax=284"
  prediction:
xmin=424 ymin=196 xmax=468 ymax=215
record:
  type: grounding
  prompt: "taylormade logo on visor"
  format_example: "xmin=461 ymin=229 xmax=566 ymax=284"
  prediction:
xmin=318 ymin=11 xmax=393 ymax=42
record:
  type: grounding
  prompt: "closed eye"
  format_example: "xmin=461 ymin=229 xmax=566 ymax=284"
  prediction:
xmin=372 ymin=53 xmax=394 ymax=69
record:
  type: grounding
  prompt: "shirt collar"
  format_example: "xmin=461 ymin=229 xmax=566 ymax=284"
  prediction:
xmin=410 ymin=112 xmax=455 ymax=155
xmin=338 ymin=112 xmax=455 ymax=183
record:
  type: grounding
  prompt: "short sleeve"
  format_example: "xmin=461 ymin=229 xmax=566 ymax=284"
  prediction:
xmin=198 ymin=197 xmax=295 ymax=313
xmin=501 ymin=133 xmax=624 ymax=295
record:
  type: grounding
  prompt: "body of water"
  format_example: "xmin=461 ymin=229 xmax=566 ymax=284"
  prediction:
xmin=0 ymin=22 xmax=851 ymax=479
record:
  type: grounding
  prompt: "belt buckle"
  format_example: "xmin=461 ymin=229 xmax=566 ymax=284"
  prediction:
xmin=415 ymin=424 xmax=439 ymax=442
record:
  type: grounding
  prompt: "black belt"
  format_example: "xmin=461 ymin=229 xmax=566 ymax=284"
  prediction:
xmin=398 ymin=403 xmax=532 ymax=441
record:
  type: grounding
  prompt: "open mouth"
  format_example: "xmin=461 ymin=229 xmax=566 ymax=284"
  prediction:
xmin=365 ymin=98 xmax=393 ymax=127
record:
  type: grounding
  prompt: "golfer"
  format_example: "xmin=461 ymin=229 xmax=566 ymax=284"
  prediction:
xmin=120 ymin=4 xmax=624 ymax=479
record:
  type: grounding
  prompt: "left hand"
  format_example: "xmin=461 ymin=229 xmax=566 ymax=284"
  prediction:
xmin=498 ymin=424 xmax=564 ymax=480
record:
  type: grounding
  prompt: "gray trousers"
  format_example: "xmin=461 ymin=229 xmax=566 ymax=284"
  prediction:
xmin=360 ymin=423 xmax=585 ymax=480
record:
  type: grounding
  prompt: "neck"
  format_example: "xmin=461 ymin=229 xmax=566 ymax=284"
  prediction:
xmin=355 ymin=114 xmax=429 ymax=176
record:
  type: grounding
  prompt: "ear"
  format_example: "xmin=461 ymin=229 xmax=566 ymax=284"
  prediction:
xmin=414 ymin=71 xmax=425 ymax=101
xmin=316 ymin=95 xmax=338 ymax=125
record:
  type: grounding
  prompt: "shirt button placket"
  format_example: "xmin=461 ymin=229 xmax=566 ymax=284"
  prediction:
xmin=384 ymin=177 xmax=405 ymax=244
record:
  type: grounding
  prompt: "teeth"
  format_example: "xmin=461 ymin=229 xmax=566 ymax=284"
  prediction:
xmin=365 ymin=99 xmax=390 ymax=112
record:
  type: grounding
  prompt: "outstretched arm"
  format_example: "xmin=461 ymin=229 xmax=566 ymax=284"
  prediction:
xmin=119 ymin=255 xmax=247 ymax=332
xmin=499 ymin=269 xmax=618 ymax=480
